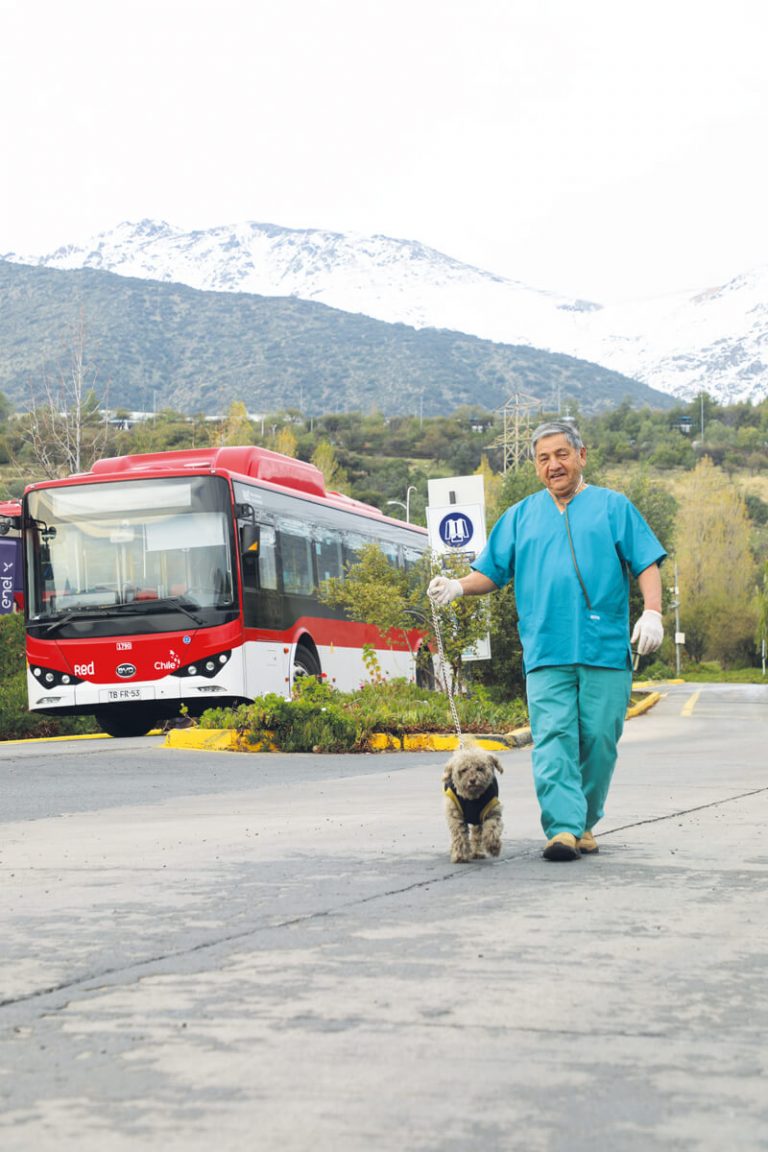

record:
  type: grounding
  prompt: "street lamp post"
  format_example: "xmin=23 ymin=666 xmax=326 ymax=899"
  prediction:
xmin=668 ymin=560 xmax=682 ymax=676
xmin=387 ymin=486 xmax=417 ymax=523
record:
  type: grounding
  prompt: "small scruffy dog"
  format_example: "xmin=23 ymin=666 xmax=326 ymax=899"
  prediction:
xmin=443 ymin=748 xmax=504 ymax=863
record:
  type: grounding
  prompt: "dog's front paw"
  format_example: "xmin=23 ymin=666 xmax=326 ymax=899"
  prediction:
xmin=482 ymin=830 xmax=502 ymax=857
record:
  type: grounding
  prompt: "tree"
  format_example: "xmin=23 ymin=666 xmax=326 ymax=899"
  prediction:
xmin=318 ymin=542 xmax=421 ymax=681
xmin=613 ymin=470 xmax=677 ymax=627
xmin=424 ymin=550 xmax=493 ymax=695
xmin=318 ymin=543 xmax=488 ymax=693
xmin=274 ymin=426 xmax=298 ymax=458
xmin=756 ymin=561 xmax=768 ymax=672
xmin=674 ymin=457 xmax=757 ymax=666
xmin=311 ymin=440 xmax=349 ymax=493
xmin=23 ymin=314 xmax=112 ymax=478
xmin=217 ymin=401 xmax=254 ymax=446
xmin=474 ymin=454 xmax=503 ymax=523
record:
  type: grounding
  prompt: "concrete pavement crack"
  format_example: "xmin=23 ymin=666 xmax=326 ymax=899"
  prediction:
xmin=2 ymin=784 xmax=765 ymax=1023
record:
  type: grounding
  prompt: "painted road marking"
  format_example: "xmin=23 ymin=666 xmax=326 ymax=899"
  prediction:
xmin=681 ymin=690 xmax=700 ymax=717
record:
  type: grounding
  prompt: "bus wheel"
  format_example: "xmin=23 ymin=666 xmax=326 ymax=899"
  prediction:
xmin=293 ymin=643 xmax=321 ymax=681
xmin=96 ymin=710 xmax=155 ymax=738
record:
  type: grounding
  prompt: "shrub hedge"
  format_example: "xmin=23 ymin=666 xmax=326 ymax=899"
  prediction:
xmin=0 ymin=614 xmax=99 ymax=740
xmin=198 ymin=676 xmax=529 ymax=753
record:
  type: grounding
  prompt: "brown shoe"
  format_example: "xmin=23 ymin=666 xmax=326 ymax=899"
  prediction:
xmin=577 ymin=830 xmax=599 ymax=854
xmin=542 ymin=832 xmax=580 ymax=861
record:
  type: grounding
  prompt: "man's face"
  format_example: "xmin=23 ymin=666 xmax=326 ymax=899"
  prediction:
xmin=533 ymin=433 xmax=587 ymax=501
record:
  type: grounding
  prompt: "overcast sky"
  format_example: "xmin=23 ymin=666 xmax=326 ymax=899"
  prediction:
xmin=1 ymin=0 xmax=766 ymax=304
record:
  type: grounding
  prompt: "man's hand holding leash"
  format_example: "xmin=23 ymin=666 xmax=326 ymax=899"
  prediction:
xmin=428 ymin=576 xmax=463 ymax=606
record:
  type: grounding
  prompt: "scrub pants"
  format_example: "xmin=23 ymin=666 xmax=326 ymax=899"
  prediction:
xmin=526 ymin=665 xmax=633 ymax=839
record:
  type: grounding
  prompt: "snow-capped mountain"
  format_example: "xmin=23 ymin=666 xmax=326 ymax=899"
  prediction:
xmin=569 ymin=271 xmax=768 ymax=405
xmin=6 ymin=220 xmax=767 ymax=404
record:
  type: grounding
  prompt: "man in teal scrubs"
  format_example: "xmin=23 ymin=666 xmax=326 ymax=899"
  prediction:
xmin=429 ymin=421 xmax=666 ymax=861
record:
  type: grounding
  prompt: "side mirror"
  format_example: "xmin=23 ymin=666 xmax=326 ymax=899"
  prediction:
xmin=240 ymin=523 xmax=260 ymax=556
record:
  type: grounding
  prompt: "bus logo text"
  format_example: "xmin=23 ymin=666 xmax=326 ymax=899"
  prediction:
xmin=116 ymin=663 xmax=137 ymax=678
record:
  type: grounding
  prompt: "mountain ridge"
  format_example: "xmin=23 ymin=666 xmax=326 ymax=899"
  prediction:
xmin=5 ymin=218 xmax=766 ymax=404
xmin=0 ymin=259 xmax=672 ymax=417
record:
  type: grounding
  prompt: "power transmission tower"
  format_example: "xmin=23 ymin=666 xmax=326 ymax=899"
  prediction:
xmin=493 ymin=390 xmax=542 ymax=472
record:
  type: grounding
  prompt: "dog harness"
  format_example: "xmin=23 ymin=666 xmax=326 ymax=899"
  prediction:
xmin=444 ymin=776 xmax=500 ymax=825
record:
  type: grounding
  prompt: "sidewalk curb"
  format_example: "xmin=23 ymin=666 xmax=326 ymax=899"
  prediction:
xmin=163 ymin=727 xmax=534 ymax=754
xmin=163 ymin=691 xmax=664 ymax=754
xmin=627 ymin=690 xmax=663 ymax=718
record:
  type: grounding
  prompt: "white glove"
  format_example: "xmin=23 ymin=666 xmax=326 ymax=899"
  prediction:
xmin=428 ymin=576 xmax=464 ymax=606
xmin=631 ymin=609 xmax=664 ymax=656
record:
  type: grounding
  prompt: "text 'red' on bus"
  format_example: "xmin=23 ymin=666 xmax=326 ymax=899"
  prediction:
xmin=21 ymin=446 xmax=428 ymax=737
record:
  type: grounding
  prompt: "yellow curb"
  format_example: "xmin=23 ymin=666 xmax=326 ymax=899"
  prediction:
xmin=401 ymin=733 xmax=515 ymax=752
xmin=163 ymin=728 xmax=240 ymax=751
xmin=2 ymin=728 xmax=164 ymax=746
xmin=163 ymin=728 xmax=278 ymax=752
xmin=368 ymin=733 xmax=403 ymax=751
xmin=162 ymin=728 xmax=523 ymax=753
xmin=626 ymin=691 xmax=662 ymax=718
xmin=2 ymin=732 xmax=110 ymax=745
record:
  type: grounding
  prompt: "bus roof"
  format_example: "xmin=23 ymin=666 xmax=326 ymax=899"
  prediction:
xmin=24 ymin=446 xmax=425 ymax=531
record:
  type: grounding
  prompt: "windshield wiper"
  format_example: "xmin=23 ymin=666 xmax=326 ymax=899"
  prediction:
xmin=36 ymin=607 xmax=117 ymax=635
xmin=34 ymin=596 xmax=216 ymax=633
xmin=120 ymin=596 xmax=208 ymax=626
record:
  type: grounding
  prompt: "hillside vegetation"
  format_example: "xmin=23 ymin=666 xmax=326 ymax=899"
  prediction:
xmin=0 ymin=260 xmax=672 ymax=417
xmin=2 ymin=390 xmax=767 ymax=687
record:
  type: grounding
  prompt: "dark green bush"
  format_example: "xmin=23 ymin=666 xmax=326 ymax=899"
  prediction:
xmin=0 ymin=614 xmax=99 ymax=740
xmin=198 ymin=676 xmax=528 ymax=752
xmin=200 ymin=677 xmax=357 ymax=752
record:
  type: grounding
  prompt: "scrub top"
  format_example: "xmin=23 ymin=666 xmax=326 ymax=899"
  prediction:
xmin=472 ymin=486 xmax=667 ymax=673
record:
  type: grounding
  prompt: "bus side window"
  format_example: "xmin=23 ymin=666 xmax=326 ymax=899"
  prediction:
xmin=279 ymin=527 xmax=313 ymax=595
xmin=403 ymin=546 xmax=422 ymax=572
xmin=242 ymin=524 xmax=277 ymax=591
xmin=315 ymin=528 xmax=343 ymax=582
xmin=380 ymin=540 xmax=399 ymax=569
xmin=343 ymin=532 xmax=369 ymax=573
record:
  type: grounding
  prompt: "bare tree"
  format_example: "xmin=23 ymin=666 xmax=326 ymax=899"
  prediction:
xmin=23 ymin=313 xmax=112 ymax=479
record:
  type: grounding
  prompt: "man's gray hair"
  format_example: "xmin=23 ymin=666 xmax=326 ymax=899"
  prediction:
xmin=530 ymin=420 xmax=584 ymax=457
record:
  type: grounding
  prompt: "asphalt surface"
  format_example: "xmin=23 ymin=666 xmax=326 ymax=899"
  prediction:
xmin=1 ymin=680 xmax=767 ymax=1151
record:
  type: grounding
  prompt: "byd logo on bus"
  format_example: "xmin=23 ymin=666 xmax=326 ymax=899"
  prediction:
xmin=438 ymin=512 xmax=474 ymax=548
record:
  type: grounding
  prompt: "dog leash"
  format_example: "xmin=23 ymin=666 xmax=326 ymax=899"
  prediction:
xmin=428 ymin=591 xmax=466 ymax=749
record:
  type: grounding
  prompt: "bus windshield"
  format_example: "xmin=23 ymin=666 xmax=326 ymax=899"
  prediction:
xmin=25 ymin=475 xmax=236 ymax=631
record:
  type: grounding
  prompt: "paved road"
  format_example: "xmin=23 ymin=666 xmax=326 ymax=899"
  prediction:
xmin=1 ymin=682 xmax=767 ymax=1151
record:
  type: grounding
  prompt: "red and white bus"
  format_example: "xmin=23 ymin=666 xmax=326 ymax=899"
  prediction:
xmin=21 ymin=446 xmax=429 ymax=737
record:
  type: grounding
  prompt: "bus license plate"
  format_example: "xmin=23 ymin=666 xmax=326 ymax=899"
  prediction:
xmin=99 ymin=687 xmax=155 ymax=703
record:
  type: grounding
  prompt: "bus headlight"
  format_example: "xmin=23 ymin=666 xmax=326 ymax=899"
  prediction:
xmin=29 ymin=665 xmax=83 ymax=688
xmin=171 ymin=650 xmax=231 ymax=680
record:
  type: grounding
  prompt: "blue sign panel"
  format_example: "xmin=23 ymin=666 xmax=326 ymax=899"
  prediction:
xmin=0 ymin=537 xmax=19 ymax=614
xmin=438 ymin=511 xmax=474 ymax=548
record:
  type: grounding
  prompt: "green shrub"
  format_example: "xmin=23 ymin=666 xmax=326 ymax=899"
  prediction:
xmin=0 ymin=612 xmax=25 ymax=679
xmin=200 ymin=678 xmax=357 ymax=752
xmin=0 ymin=613 xmax=99 ymax=740
xmin=198 ymin=677 xmax=528 ymax=752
